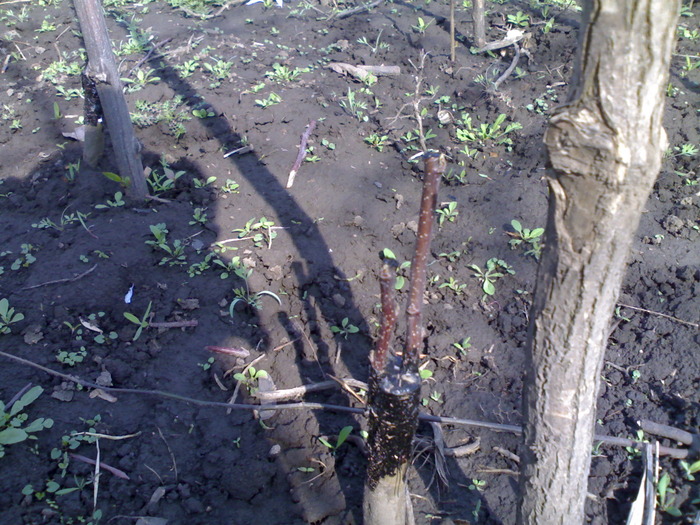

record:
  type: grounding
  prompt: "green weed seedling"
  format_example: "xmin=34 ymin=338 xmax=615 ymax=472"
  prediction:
xmin=123 ymin=301 xmax=152 ymax=341
xmin=507 ymin=219 xmax=544 ymax=260
xmin=439 ymin=277 xmax=466 ymax=294
xmin=94 ymin=191 xmax=125 ymax=209
xmin=0 ymin=386 xmax=53 ymax=458
xmin=656 ymin=472 xmax=682 ymax=517
xmin=679 ymin=459 xmax=700 ymax=481
xmin=452 ymin=337 xmax=472 ymax=355
xmin=507 ymin=11 xmax=530 ymax=26
xmin=455 ymin=112 xmax=522 ymax=149
xmin=234 ymin=367 xmax=268 ymax=395
xmin=123 ymin=67 xmax=161 ymax=92
xmin=255 ymin=92 xmax=282 ymax=108
xmin=221 ymin=179 xmax=240 ymax=193
xmin=102 ymin=171 xmax=131 ymax=189
xmin=264 ymin=62 xmax=306 ymax=83
xmin=469 ymin=258 xmax=515 ymax=298
xmin=0 ymin=298 xmax=24 ymax=334
xmin=339 ymin=87 xmax=369 ymax=122
xmin=357 ymin=30 xmax=390 ymax=54
xmin=331 ymin=318 xmax=359 ymax=339
xmin=194 ymin=176 xmax=217 ymax=188
xmin=145 ymin=223 xmax=187 ymax=266
xmin=189 ymin=207 xmax=209 ymax=225
xmin=436 ymin=202 xmax=459 ymax=227
xmin=318 ymin=425 xmax=353 ymax=452
xmin=412 ymin=16 xmax=434 ymax=34
xmin=364 ymin=133 xmax=390 ymax=152
xmin=229 ymin=284 xmax=282 ymax=315
xmin=9 ymin=244 xmax=36 ymax=270
xmin=148 ymin=160 xmax=185 ymax=195
xmin=233 ymin=216 xmax=278 ymax=249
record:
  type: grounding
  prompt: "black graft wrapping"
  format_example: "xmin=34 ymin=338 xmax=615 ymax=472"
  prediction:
xmin=365 ymin=354 xmax=421 ymax=490
xmin=81 ymin=70 xmax=102 ymax=126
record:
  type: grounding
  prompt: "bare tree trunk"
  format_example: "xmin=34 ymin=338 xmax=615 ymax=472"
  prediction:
xmin=472 ymin=0 xmax=486 ymax=49
xmin=518 ymin=1 xmax=680 ymax=524
xmin=73 ymin=0 xmax=149 ymax=201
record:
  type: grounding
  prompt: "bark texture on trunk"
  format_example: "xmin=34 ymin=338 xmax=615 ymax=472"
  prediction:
xmin=518 ymin=1 xmax=679 ymax=524
xmin=73 ymin=0 xmax=148 ymax=200
xmin=472 ymin=0 xmax=486 ymax=48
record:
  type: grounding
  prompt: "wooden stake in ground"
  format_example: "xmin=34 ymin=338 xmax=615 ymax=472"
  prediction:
xmin=73 ymin=0 xmax=149 ymax=201
xmin=364 ymin=152 xmax=445 ymax=525
xmin=518 ymin=1 xmax=680 ymax=523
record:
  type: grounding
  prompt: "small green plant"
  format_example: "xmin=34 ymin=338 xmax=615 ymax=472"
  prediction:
xmin=233 ymin=366 xmax=269 ymax=395
xmin=147 ymin=160 xmax=185 ymax=195
xmin=469 ymin=258 xmax=515 ymax=298
xmin=357 ymin=30 xmax=390 ymax=54
xmin=255 ymin=92 xmax=282 ymax=108
xmin=672 ymin=142 xmax=699 ymax=157
xmin=339 ymin=87 xmax=369 ymax=122
xmin=507 ymin=220 xmax=544 ymax=260
xmin=229 ymin=276 xmax=282 ymax=315
xmin=145 ymin=223 xmax=187 ymax=266
xmin=0 ymin=298 xmax=24 ymax=334
xmin=194 ymin=176 xmax=217 ymax=189
xmin=318 ymin=425 xmax=353 ymax=451
xmin=36 ymin=19 xmax=57 ymax=32
xmin=364 ymin=133 xmax=390 ymax=152
xmin=455 ymin=112 xmax=522 ymax=147
xmin=0 ymin=386 xmax=54 ymax=458
xmin=123 ymin=301 xmax=152 ymax=341
xmin=94 ymin=191 xmax=125 ymax=209
xmin=189 ymin=207 xmax=209 ymax=225
xmin=331 ymin=317 xmax=359 ymax=339
xmin=412 ymin=16 xmax=434 ymax=34
xmin=439 ymin=277 xmax=466 ymax=294
xmin=203 ymin=57 xmax=233 ymax=84
xmin=265 ymin=62 xmax=306 ymax=83
xmin=452 ymin=337 xmax=472 ymax=355
xmin=507 ymin=11 xmax=530 ymax=26
xmin=123 ymin=68 xmax=161 ymax=92
xmin=9 ymin=244 xmax=37 ymax=271
xmin=436 ymin=202 xmax=459 ymax=227
xmin=656 ymin=472 xmax=682 ymax=517
xmin=198 ymin=357 xmax=215 ymax=371
xmin=381 ymin=248 xmax=411 ymax=289
xmin=679 ymin=459 xmax=700 ymax=481
xmin=192 ymin=108 xmax=215 ymax=118
xmin=233 ymin=217 xmax=278 ymax=249
xmin=175 ymin=59 xmax=199 ymax=78
xmin=221 ymin=179 xmax=240 ymax=193
xmin=56 ymin=347 xmax=87 ymax=366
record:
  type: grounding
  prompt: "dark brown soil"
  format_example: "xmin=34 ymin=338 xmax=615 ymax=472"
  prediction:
xmin=0 ymin=1 xmax=698 ymax=524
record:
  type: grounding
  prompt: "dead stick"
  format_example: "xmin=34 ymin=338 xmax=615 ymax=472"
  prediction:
xmin=403 ymin=153 xmax=446 ymax=372
xmin=70 ymin=453 xmax=130 ymax=480
xmin=373 ymin=263 xmax=398 ymax=373
xmin=492 ymin=44 xmax=521 ymax=91
xmin=286 ymin=120 xmax=317 ymax=188
xmin=0 ymin=351 xmax=690 ymax=458
xmin=617 ymin=302 xmax=698 ymax=328
xmin=21 ymin=264 xmax=97 ymax=290
xmin=332 ymin=0 xmax=382 ymax=19
xmin=149 ymin=320 xmax=198 ymax=328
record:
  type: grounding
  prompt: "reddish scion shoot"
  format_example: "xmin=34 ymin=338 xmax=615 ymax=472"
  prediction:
xmin=373 ymin=263 xmax=398 ymax=373
xmin=403 ymin=152 xmax=446 ymax=372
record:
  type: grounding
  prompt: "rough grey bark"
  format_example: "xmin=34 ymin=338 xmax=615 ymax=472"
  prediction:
xmin=472 ymin=0 xmax=486 ymax=49
xmin=73 ymin=0 xmax=149 ymax=200
xmin=517 ymin=1 xmax=680 ymax=524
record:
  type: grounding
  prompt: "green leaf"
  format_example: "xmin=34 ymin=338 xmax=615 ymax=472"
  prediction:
xmin=233 ymin=373 xmax=246 ymax=382
xmin=530 ymin=228 xmax=545 ymax=237
xmin=10 ymin=386 xmax=43 ymax=416
xmin=0 ymin=427 xmax=28 ymax=445
xmin=419 ymin=369 xmax=433 ymax=380
xmin=483 ymin=280 xmax=496 ymax=296
xmin=123 ymin=312 xmax=141 ymax=325
xmin=318 ymin=436 xmax=333 ymax=449
xmin=0 ymin=298 xmax=8 ymax=317
xmin=336 ymin=426 xmax=353 ymax=448
xmin=510 ymin=219 xmax=522 ymax=233
xmin=382 ymin=248 xmax=396 ymax=260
